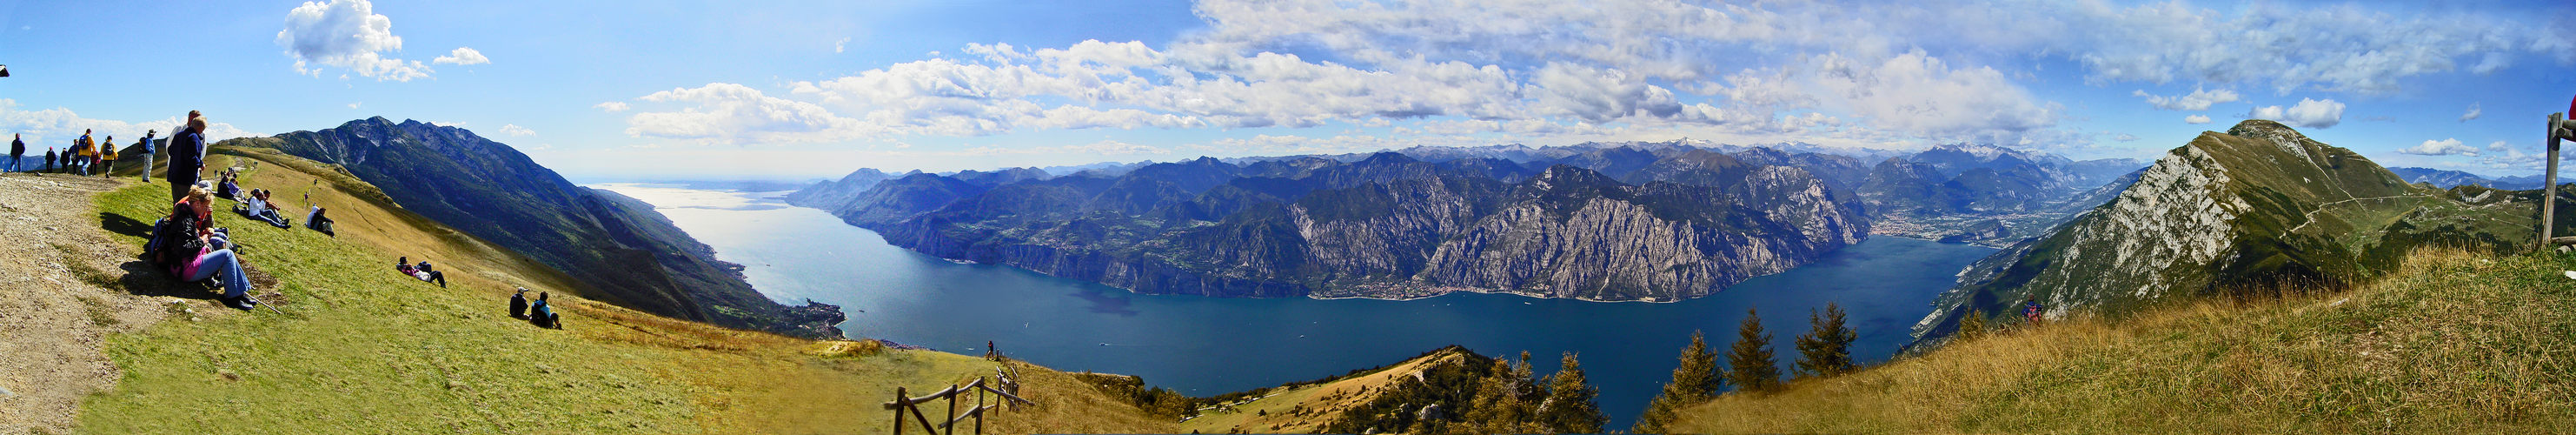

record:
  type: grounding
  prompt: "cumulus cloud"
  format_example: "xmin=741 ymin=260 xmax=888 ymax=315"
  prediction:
xmin=835 ymin=37 xmax=851 ymax=54
xmin=624 ymin=83 xmax=866 ymax=144
xmin=594 ymin=102 xmax=629 ymax=112
xmin=498 ymin=124 xmax=534 ymax=137
xmin=2185 ymin=115 xmax=2213 ymax=124
xmin=2249 ymin=98 xmax=2345 ymax=129
xmin=2114 ymin=134 xmax=2140 ymax=142
xmin=2397 ymin=138 xmax=2477 ymax=156
xmin=277 ymin=0 xmax=432 ymax=81
xmin=0 ymin=99 xmax=258 ymax=146
xmin=2460 ymin=103 xmax=2481 ymax=122
xmin=432 ymin=47 xmax=488 ymax=65
xmin=2133 ymin=87 xmax=2240 ymax=110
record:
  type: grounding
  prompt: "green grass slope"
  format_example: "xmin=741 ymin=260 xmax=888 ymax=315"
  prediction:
xmin=1674 ymin=248 xmax=2576 ymax=433
xmin=74 ymin=147 xmax=1173 ymax=433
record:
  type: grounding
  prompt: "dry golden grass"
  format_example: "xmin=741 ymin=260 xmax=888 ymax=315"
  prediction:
xmin=1177 ymin=347 xmax=1472 ymax=434
xmin=1675 ymin=248 xmax=2576 ymax=434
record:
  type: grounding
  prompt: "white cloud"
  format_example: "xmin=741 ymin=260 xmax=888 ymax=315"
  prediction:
xmin=954 ymin=140 xmax=1170 ymax=156
xmin=2249 ymin=98 xmax=2344 ymax=129
xmin=2397 ymin=138 xmax=2477 ymax=156
xmin=2132 ymin=87 xmax=2240 ymax=110
xmin=432 ymin=47 xmax=488 ymax=65
xmin=0 ymin=99 xmax=258 ymax=147
xmin=2184 ymin=115 xmax=2212 ymax=124
xmin=610 ymin=0 xmax=2563 ymax=150
xmin=498 ymin=124 xmax=534 ymax=137
xmin=276 ymin=0 xmax=435 ymax=81
xmin=624 ymin=83 xmax=866 ymax=144
xmin=348 ymin=102 xmax=362 ymax=109
xmin=835 ymin=37 xmax=852 ymax=54
xmin=2460 ymin=103 xmax=2481 ymax=122
xmin=594 ymin=102 xmax=630 ymax=112
xmin=2113 ymin=134 xmax=2139 ymax=142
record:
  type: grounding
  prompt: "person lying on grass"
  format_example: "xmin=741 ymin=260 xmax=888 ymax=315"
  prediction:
xmin=394 ymin=257 xmax=448 ymax=287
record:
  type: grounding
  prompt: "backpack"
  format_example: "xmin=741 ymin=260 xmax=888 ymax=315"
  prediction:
xmin=148 ymin=213 xmax=204 ymax=271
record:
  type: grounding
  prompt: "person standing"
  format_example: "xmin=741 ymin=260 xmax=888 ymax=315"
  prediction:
xmin=72 ymin=130 xmax=94 ymax=176
xmin=43 ymin=147 xmax=56 ymax=173
xmin=6 ymin=133 xmax=22 ymax=173
xmin=136 ymin=130 xmax=156 ymax=182
xmin=97 ymin=136 xmax=116 ymax=177
xmin=169 ymin=113 xmax=208 ymax=203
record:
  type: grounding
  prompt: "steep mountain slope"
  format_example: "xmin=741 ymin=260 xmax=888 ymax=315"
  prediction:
xmin=1909 ymin=120 xmax=2532 ymax=347
xmin=824 ymin=151 xmax=1863 ymax=301
xmin=64 ymin=148 xmax=1176 ymax=434
xmin=226 ymin=117 xmax=838 ymax=337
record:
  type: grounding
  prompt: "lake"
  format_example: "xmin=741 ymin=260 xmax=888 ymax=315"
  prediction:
xmin=591 ymin=183 xmax=1998 ymax=428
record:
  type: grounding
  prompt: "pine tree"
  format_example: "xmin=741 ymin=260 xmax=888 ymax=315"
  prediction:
xmin=1794 ymin=303 xmax=1858 ymax=378
xmin=1956 ymin=309 xmax=1988 ymax=341
xmin=1537 ymin=352 xmax=1607 ymax=433
xmin=1726 ymin=308 xmax=1781 ymax=393
xmin=1633 ymin=331 xmax=1723 ymax=433
xmin=1464 ymin=352 xmax=1540 ymax=433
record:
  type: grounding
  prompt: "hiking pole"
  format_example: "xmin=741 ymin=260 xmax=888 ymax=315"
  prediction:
xmin=246 ymin=294 xmax=289 ymax=316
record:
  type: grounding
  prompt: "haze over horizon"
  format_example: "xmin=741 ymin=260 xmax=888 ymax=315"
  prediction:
xmin=3 ymin=0 xmax=2572 ymax=179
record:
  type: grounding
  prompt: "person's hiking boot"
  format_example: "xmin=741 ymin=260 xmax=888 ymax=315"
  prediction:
xmin=224 ymin=298 xmax=253 ymax=311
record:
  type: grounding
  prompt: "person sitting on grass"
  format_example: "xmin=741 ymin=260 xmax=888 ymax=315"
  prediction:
xmin=305 ymin=205 xmax=335 ymax=237
xmin=509 ymin=288 xmax=529 ymax=319
xmin=394 ymin=257 xmax=448 ymax=287
xmin=172 ymin=186 xmax=257 ymax=310
xmin=528 ymin=291 xmax=561 ymax=329
xmin=236 ymin=189 xmax=292 ymax=228
xmin=216 ymin=171 xmax=242 ymax=200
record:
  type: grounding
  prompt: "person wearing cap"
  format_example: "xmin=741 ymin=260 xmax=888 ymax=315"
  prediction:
xmin=136 ymin=130 xmax=156 ymax=182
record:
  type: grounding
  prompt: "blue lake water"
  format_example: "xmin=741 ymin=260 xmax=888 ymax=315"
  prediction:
xmin=592 ymin=183 xmax=1998 ymax=428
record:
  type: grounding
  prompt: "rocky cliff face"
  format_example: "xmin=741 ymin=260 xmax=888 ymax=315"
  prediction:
xmin=236 ymin=117 xmax=841 ymax=338
xmin=835 ymin=151 xmax=1867 ymax=301
xmin=1909 ymin=120 xmax=2534 ymax=349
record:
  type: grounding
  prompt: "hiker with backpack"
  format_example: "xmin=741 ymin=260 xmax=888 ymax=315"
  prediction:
xmin=97 ymin=137 xmax=116 ymax=177
xmin=159 ymin=186 xmax=257 ymax=310
xmin=2023 ymin=297 xmax=2044 ymax=325
xmin=169 ymin=114 xmax=208 ymax=203
xmin=528 ymin=291 xmax=561 ymax=329
xmin=6 ymin=133 xmax=21 ymax=173
xmin=136 ymin=130 xmax=155 ymax=182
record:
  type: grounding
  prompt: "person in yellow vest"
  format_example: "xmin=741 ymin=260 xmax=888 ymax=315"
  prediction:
xmin=73 ymin=130 xmax=94 ymax=176
xmin=97 ymin=137 xmax=116 ymax=177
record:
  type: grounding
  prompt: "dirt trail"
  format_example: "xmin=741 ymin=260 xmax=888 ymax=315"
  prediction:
xmin=0 ymin=173 xmax=208 ymax=435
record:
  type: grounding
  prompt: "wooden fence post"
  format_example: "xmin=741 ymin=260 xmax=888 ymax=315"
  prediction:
xmin=2548 ymin=112 xmax=2566 ymax=251
xmin=893 ymin=386 xmax=908 ymax=435
xmin=976 ymin=377 xmax=987 ymax=435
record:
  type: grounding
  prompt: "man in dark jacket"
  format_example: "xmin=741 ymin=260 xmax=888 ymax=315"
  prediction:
xmin=43 ymin=147 xmax=56 ymax=172
xmin=6 ymin=133 xmax=22 ymax=173
xmin=169 ymin=112 xmax=207 ymax=203
xmin=510 ymin=288 xmax=529 ymax=319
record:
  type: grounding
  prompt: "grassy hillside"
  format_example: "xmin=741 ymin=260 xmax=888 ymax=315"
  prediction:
xmin=73 ymin=147 xmax=1174 ymax=433
xmin=1674 ymin=248 xmax=2576 ymax=433
xmin=1176 ymin=346 xmax=1481 ymax=434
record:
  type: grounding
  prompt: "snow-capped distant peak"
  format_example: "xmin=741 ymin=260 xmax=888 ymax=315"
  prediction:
xmin=1934 ymin=144 xmax=2016 ymax=161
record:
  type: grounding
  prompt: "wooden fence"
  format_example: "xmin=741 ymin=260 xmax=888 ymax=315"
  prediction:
xmin=885 ymin=368 xmax=1035 ymax=435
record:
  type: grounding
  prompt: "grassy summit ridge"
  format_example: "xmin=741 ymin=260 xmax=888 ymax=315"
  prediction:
xmin=73 ymin=146 xmax=1172 ymax=433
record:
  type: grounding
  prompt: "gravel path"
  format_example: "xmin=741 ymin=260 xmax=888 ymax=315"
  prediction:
xmin=0 ymin=173 xmax=201 ymax=435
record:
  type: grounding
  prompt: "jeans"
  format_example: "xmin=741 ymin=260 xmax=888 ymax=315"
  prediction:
xmin=139 ymin=151 xmax=152 ymax=182
xmin=184 ymin=248 xmax=250 ymax=299
xmin=4 ymin=155 xmax=17 ymax=172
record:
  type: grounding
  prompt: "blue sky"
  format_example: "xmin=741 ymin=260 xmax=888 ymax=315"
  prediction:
xmin=3 ymin=0 xmax=2572 ymax=180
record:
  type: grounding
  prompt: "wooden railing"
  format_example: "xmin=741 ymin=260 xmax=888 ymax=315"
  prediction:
xmin=885 ymin=371 xmax=1035 ymax=435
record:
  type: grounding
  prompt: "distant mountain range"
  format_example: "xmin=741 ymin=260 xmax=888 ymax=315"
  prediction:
xmin=792 ymin=140 xmax=2150 ymax=301
xmin=1909 ymin=120 xmax=2535 ymax=349
xmin=2386 ymin=167 xmax=2546 ymax=191
xmin=227 ymin=117 xmax=843 ymax=338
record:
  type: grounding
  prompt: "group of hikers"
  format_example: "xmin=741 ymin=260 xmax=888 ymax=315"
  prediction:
xmin=5 ymin=129 xmax=154 ymax=177
xmin=110 ymin=110 xmax=554 ymax=328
